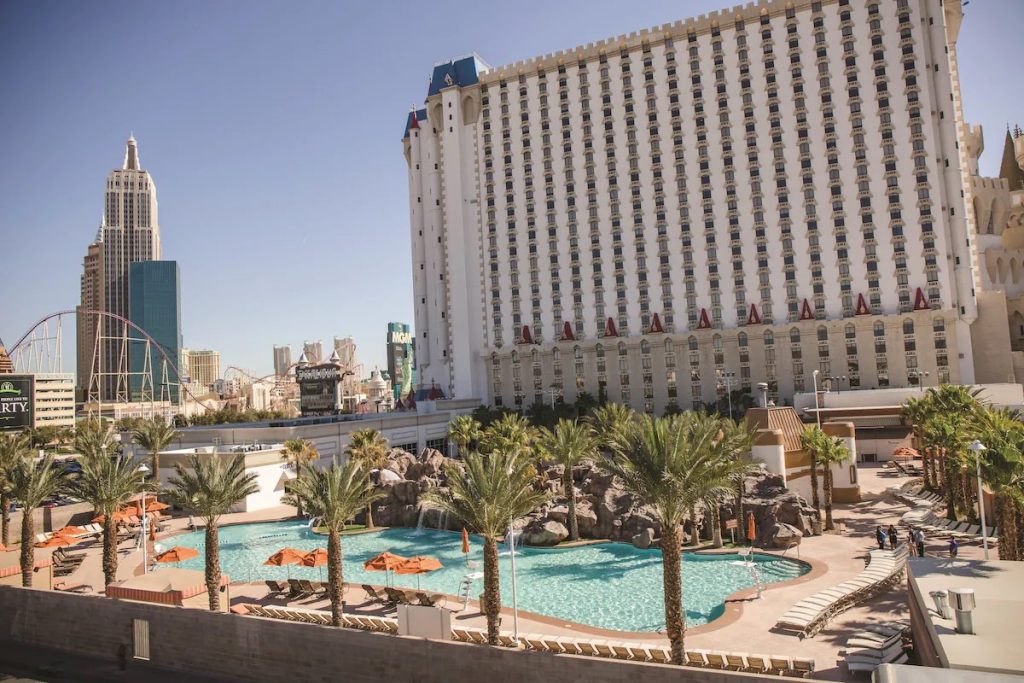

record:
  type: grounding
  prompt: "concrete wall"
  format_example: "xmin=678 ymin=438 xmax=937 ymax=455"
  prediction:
xmin=7 ymin=502 xmax=94 ymax=536
xmin=0 ymin=587 xmax=773 ymax=683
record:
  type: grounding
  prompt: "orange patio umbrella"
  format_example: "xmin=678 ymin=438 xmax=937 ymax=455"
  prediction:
xmin=265 ymin=547 xmax=306 ymax=578
xmin=52 ymin=526 xmax=86 ymax=538
xmin=155 ymin=546 xmax=199 ymax=565
xmin=35 ymin=536 xmax=76 ymax=548
xmin=301 ymin=548 xmax=328 ymax=580
xmin=746 ymin=512 xmax=757 ymax=546
xmin=364 ymin=551 xmax=408 ymax=586
xmin=92 ymin=509 xmax=133 ymax=525
xmin=892 ymin=447 xmax=919 ymax=462
xmin=395 ymin=556 xmax=443 ymax=589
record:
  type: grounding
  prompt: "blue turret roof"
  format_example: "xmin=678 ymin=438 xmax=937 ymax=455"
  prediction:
xmin=427 ymin=54 xmax=488 ymax=97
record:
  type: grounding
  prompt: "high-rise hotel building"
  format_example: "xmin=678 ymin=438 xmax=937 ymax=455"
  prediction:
xmin=404 ymin=0 xmax=1001 ymax=411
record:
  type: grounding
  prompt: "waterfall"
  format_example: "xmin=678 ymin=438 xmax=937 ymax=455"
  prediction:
xmin=438 ymin=509 xmax=449 ymax=531
xmin=307 ymin=517 xmax=318 ymax=530
xmin=415 ymin=506 xmax=427 ymax=533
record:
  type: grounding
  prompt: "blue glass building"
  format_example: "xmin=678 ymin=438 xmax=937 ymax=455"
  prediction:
xmin=129 ymin=261 xmax=181 ymax=403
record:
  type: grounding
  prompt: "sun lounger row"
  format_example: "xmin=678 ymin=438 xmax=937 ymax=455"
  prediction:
xmin=776 ymin=546 xmax=909 ymax=637
xmin=459 ymin=631 xmax=814 ymax=677
xmin=34 ymin=524 xmax=104 ymax=544
xmin=902 ymin=512 xmax=998 ymax=543
xmin=892 ymin=484 xmax=944 ymax=509
xmin=240 ymin=604 xmax=398 ymax=633
xmin=843 ymin=622 xmax=910 ymax=674
xmin=362 ymin=584 xmax=445 ymax=608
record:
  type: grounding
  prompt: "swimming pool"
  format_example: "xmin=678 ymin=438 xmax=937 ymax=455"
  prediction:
xmin=167 ymin=521 xmax=808 ymax=632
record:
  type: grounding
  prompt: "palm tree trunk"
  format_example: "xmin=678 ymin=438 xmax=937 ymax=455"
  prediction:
xmin=204 ymin=522 xmax=221 ymax=611
xmin=995 ymin=495 xmax=1016 ymax=561
xmin=366 ymin=504 xmax=374 ymax=529
xmin=563 ymin=466 xmax=578 ymax=541
xmin=482 ymin=536 xmax=501 ymax=646
xmin=102 ymin=518 xmax=118 ymax=587
xmin=660 ymin=524 xmax=685 ymax=665
xmin=1015 ymin=499 xmax=1024 ymax=563
xmin=20 ymin=509 xmax=34 ymax=587
xmin=824 ymin=470 xmax=834 ymax=531
xmin=151 ymin=452 xmax=160 ymax=493
xmin=960 ymin=469 xmax=974 ymax=523
xmin=689 ymin=504 xmax=699 ymax=546
xmin=735 ymin=475 xmax=744 ymax=537
xmin=327 ymin=528 xmax=343 ymax=626
xmin=809 ymin=455 xmax=820 ymax=510
xmin=944 ymin=459 xmax=958 ymax=521
xmin=711 ymin=504 xmax=723 ymax=548
xmin=1 ymin=491 xmax=9 ymax=547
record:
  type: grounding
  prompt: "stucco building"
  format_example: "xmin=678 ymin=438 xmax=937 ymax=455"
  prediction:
xmin=403 ymin=0 xmax=1021 ymax=414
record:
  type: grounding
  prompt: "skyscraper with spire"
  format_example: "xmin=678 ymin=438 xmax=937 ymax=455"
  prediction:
xmin=77 ymin=135 xmax=163 ymax=401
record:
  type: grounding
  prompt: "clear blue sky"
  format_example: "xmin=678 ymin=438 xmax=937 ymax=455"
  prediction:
xmin=1 ymin=0 xmax=1021 ymax=378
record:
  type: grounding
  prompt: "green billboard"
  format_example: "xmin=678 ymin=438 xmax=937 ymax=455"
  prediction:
xmin=0 ymin=375 xmax=33 ymax=431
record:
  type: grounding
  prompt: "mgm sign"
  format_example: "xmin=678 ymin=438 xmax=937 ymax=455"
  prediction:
xmin=0 ymin=376 xmax=33 ymax=431
xmin=296 ymin=364 xmax=344 ymax=416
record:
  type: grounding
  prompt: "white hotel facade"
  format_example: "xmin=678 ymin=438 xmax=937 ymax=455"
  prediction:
xmin=404 ymin=0 xmax=1010 ymax=412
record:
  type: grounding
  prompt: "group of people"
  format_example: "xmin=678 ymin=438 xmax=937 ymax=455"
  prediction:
xmin=875 ymin=524 xmax=958 ymax=558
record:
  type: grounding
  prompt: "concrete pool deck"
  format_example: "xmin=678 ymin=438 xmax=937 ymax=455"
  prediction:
xmin=49 ymin=464 xmax=990 ymax=681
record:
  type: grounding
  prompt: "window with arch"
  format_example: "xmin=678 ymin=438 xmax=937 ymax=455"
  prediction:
xmin=595 ymin=344 xmax=606 ymax=375
xmin=712 ymin=334 xmax=724 ymax=365
xmin=573 ymin=345 xmax=584 ymax=388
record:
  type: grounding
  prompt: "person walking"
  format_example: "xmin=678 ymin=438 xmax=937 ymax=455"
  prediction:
xmin=948 ymin=536 xmax=958 ymax=559
xmin=887 ymin=524 xmax=899 ymax=549
xmin=915 ymin=529 xmax=926 ymax=558
xmin=875 ymin=526 xmax=886 ymax=550
xmin=907 ymin=528 xmax=916 ymax=556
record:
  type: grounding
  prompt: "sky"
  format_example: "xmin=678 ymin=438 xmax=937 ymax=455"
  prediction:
xmin=1 ymin=0 xmax=1022 ymax=379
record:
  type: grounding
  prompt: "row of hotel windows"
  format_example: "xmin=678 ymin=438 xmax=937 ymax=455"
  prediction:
xmin=491 ymin=317 xmax=950 ymax=412
xmin=475 ymin=0 xmax=938 ymax=350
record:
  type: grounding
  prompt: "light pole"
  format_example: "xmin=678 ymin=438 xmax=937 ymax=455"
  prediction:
xmin=546 ymin=384 xmax=560 ymax=408
xmin=138 ymin=463 xmax=150 ymax=573
xmin=812 ymin=370 xmax=822 ymax=428
xmin=909 ymin=370 xmax=930 ymax=391
xmin=717 ymin=370 xmax=736 ymax=420
xmin=968 ymin=440 xmax=990 ymax=560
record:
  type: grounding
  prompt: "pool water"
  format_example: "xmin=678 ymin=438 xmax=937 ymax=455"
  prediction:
xmin=167 ymin=522 xmax=807 ymax=632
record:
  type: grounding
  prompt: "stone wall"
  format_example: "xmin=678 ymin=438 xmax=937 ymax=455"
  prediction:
xmin=0 ymin=586 xmax=775 ymax=682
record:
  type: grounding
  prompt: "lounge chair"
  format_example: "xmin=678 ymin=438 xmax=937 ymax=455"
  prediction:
xmin=265 ymin=579 xmax=287 ymax=595
xmin=685 ymin=649 xmax=708 ymax=667
xmin=298 ymin=579 xmax=321 ymax=596
xmin=451 ymin=628 xmax=473 ymax=642
xmin=287 ymin=578 xmax=310 ymax=598
xmin=648 ymin=647 xmax=670 ymax=664
xmin=725 ymin=652 xmax=747 ymax=670
xmin=745 ymin=654 xmax=769 ymax=673
xmin=54 ymin=582 xmax=92 ymax=593
xmin=575 ymin=641 xmax=600 ymax=656
xmin=704 ymin=651 xmax=729 ymax=669
xmin=497 ymin=633 xmax=520 ymax=648
xmin=415 ymin=591 xmax=444 ymax=607
xmin=468 ymin=630 xmax=488 ymax=644
xmin=555 ymin=637 xmax=581 ymax=655
xmin=626 ymin=645 xmax=651 ymax=661
xmin=609 ymin=644 xmax=632 ymax=660
xmin=791 ymin=657 xmax=815 ymax=676
xmin=362 ymin=584 xmax=387 ymax=604
xmin=768 ymin=656 xmax=793 ymax=675
xmin=592 ymin=642 xmax=615 ymax=658
xmin=522 ymin=635 xmax=546 ymax=652
xmin=384 ymin=587 xmax=412 ymax=605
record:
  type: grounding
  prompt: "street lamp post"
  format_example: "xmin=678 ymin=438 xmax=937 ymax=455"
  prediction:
xmin=812 ymin=370 xmax=822 ymax=428
xmin=968 ymin=440 xmax=990 ymax=560
xmin=138 ymin=463 xmax=150 ymax=573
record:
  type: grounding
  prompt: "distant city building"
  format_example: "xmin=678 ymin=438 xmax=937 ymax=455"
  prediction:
xmin=182 ymin=349 xmax=221 ymax=389
xmin=332 ymin=336 xmax=363 ymax=398
xmin=404 ymin=0 xmax=1017 ymax=411
xmin=365 ymin=368 xmax=393 ymax=412
xmin=78 ymin=136 xmax=161 ymax=401
xmin=0 ymin=338 xmax=13 ymax=374
xmin=129 ymin=261 xmax=182 ymax=403
xmin=386 ymin=322 xmax=416 ymax=401
xmin=272 ymin=345 xmax=292 ymax=377
xmin=302 ymin=340 xmax=324 ymax=365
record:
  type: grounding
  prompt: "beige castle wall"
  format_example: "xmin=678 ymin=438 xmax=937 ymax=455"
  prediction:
xmin=971 ymin=291 xmax=1017 ymax=384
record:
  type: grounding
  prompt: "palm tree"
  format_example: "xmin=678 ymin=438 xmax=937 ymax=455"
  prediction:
xmin=345 ymin=429 xmax=389 ymax=528
xmin=167 ymin=455 xmax=258 ymax=610
xmin=918 ymin=386 xmax=984 ymax=520
xmin=282 ymin=439 xmax=319 ymax=517
xmin=601 ymin=413 xmax=744 ymax=665
xmin=131 ymin=418 xmax=177 ymax=493
xmin=811 ymin=431 xmax=851 ymax=531
xmin=706 ymin=419 xmax=757 ymax=548
xmin=536 ymin=419 xmax=597 ymax=541
xmin=799 ymin=426 xmax=825 ymax=511
xmin=447 ymin=415 xmax=483 ymax=458
xmin=285 ymin=461 xmax=384 ymax=625
xmin=901 ymin=395 xmax=934 ymax=489
xmin=9 ymin=453 xmax=65 ymax=587
xmin=424 ymin=448 xmax=548 ymax=645
xmin=588 ymin=402 xmax=636 ymax=453
xmin=0 ymin=432 xmax=30 ymax=547
xmin=72 ymin=452 xmax=146 ymax=587
xmin=975 ymin=407 xmax=1024 ymax=561
xmin=479 ymin=412 xmax=535 ymax=455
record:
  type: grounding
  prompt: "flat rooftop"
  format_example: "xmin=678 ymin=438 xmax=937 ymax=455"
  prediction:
xmin=908 ymin=557 xmax=1024 ymax=675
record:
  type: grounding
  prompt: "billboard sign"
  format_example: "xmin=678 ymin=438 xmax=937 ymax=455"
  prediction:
xmin=297 ymin=364 xmax=341 ymax=415
xmin=0 ymin=375 xmax=33 ymax=431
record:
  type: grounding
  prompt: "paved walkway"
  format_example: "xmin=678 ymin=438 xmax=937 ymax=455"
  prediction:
xmin=45 ymin=466 xmax=989 ymax=681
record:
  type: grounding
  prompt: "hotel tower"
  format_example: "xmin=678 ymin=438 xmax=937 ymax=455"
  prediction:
xmin=404 ymin=0 xmax=1016 ymax=412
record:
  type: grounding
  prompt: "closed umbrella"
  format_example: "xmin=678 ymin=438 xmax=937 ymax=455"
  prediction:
xmin=394 ymin=556 xmax=443 ymax=590
xmin=301 ymin=548 xmax=328 ymax=581
xmin=461 ymin=528 xmax=470 ymax=567
xmin=746 ymin=512 xmax=757 ymax=546
xmin=264 ymin=548 xmax=306 ymax=579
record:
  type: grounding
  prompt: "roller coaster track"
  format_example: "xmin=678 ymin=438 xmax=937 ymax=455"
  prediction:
xmin=9 ymin=309 xmax=214 ymax=411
